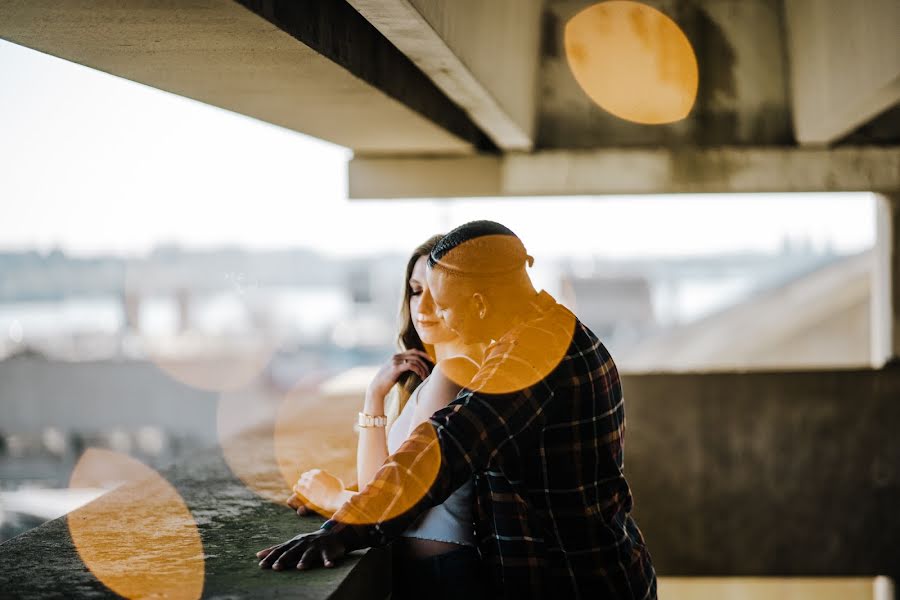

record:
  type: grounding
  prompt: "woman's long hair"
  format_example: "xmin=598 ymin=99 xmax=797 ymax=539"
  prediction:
xmin=386 ymin=234 xmax=444 ymax=429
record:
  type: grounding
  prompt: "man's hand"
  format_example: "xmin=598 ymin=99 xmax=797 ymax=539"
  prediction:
xmin=256 ymin=528 xmax=347 ymax=571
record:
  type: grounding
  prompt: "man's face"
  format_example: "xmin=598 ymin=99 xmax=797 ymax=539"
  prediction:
xmin=425 ymin=265 xmax=489 ymax=344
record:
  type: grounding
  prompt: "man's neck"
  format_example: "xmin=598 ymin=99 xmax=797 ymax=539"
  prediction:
xmin=496 ymin=289 xmax=542 ymax=335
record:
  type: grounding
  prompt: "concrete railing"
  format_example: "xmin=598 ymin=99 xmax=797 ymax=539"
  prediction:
xmin=2 ymin=364 xmax=899 ymax=597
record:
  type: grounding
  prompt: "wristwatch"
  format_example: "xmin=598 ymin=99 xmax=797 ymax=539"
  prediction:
xmin=357 ymin=412 xmax=387 ymax=428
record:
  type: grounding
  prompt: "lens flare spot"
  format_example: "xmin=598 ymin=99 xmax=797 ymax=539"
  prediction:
xmin=465 ymin=305 xmax=576 ymax=396
xmin=68 ymin=448 xmax=204 ymax=600
xmin=217 ymin=387 xmax=287 ymax=503
xmin=565 ymin=1 xmax=698 ymax=124
xmin=273 ymin=382 xmax=360 ymax=503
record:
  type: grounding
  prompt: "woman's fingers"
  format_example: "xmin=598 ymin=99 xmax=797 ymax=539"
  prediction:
xmin=389 ymin=351 xmax=432 ymax=381
xmin=396 ymin=356 xmax=429 ymax=380
xmin=293 ymin=488 xmax=331 ymax=518
xmin=397 ymin=359 xmax=424 ymax=380
xmin=401 ymin=349 xmax=434 ymax=367
xmin=396 ymin=349 xmax=432 ymax=365
xmin=298 ymin=468 xmax=321 ymax=482
xmin=290 ymin=491 xmax=312 ymax=515
xmin=409 ymin=349 xmax=434 ymax=364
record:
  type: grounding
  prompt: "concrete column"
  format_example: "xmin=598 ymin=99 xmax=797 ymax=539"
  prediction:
xmin=785 ymin=0 xmax=900 ymax=145
xmin=872 ymin=193 xmax=900 ymax=368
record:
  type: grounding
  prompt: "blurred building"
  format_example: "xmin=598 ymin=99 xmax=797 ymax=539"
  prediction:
xmin=561 ymin=274 xmax=657 ymax=353
xmin=620 ymin=251 xmax=872 ymax=371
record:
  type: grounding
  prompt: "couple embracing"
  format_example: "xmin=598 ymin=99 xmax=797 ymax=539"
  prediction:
xmin=258 ymin=221 xmax=657 ymax=600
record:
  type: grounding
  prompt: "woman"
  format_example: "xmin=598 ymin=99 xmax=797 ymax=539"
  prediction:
xmin=287 ymin=235 xmax=486 ymax=599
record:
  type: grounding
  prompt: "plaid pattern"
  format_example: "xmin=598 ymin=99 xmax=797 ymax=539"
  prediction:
xmin=327 ymin=291 xmax=657 ymax=599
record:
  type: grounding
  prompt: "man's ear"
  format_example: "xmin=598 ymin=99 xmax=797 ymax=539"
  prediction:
xmin=472 ymin=292 xmax=488 ymax=320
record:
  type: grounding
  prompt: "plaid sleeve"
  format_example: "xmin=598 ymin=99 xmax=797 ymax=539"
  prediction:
xmin=322 ymin=418 xmax=447 ymax=547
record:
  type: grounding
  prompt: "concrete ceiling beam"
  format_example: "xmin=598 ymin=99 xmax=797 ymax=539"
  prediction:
xmin=872 ymin=193 xmax=900 ymax=368
xmin=785 ymin=0 xmax=900 ymax=146
xmin=349 ymin=146 xmax=900 ymax=198
xmin=346 ymin=0 xmax=542 ymax=151
xmin=0 ymin=0 xmax=489 ymax=154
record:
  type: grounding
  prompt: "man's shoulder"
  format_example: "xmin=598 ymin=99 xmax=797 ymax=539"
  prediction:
xmin=489 ymin=295 xmax=597 ymax=361
xmin=472 ymin=295 xmax=610 ymax=394
xmin=432 ymin=356 xmax=480 ymax=391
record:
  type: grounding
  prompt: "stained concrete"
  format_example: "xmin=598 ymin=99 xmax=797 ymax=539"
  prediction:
xmin=537 ymin=0 xmax=793 ymax=149
xmin=0 ymin=438 xmax=389 ymax=599
xmin=0 ymin=0 xmax=482 ymax=155
xmin=349 ymin=145 xmax=900 ymax=198
xmin=622 ymin=365 xmax=900 ymax=580
xmin=785 ymin=0 xmax=900 ymax=145
xmin=3 ymin=366 xmax=899 ymax=594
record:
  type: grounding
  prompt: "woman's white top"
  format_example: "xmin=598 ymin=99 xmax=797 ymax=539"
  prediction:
xmin=386 ymin=374 xmax=476 ymax=547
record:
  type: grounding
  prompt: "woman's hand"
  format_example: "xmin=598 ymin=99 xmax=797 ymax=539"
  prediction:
xmin=367 ymin=349 xmax=433 ymax=400
xmin=289 ymin=469 xmax=347 ymax=517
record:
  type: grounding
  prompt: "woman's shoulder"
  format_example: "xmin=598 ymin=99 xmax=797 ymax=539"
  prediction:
xmin=431 ymin=355 xmax=480 ymax=392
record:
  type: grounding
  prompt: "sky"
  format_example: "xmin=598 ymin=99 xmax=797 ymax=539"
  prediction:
xmin=0 ymin=39 xmax=876 ymax=260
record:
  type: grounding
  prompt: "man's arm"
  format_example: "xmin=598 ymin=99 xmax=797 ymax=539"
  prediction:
xmin=258 ymin=332 xmax=559 ymax=570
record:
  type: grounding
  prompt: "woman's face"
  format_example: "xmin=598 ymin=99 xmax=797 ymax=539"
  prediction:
xmin=409 ymin=255 xmax=456 ymax=346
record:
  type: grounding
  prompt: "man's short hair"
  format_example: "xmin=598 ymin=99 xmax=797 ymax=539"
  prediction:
xmin=428 ymin=220 xmax=533 ymax=277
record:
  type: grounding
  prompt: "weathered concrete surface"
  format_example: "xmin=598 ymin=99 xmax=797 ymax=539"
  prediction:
xmin=658 ymin=576 xmax=893 ymax=600
xmin=348 ymin=0 xmax=542 ymax=150
xmin=785 ymin=0 xmax=900 ymax=145
xmin=4 ymin=0 xmax=898 ymax=166
xmin=0 ymin=439 xmax=389 ymax=599
xmin=873 ymin=193 xmax=900 ymax=367
xmin=0 ymin=354 xmax=219 ymax=444
xmin=349 ymin=145 xmax=900 ymax=197
xmin=4 ymin=366 xmax=900 ymax=594
xmin=622 ymin=365 xmax=900 ymax=581
xmin=538 ymin=0 xmax=793 ymax=149
xmin=0 ymin=0 xmax=483 ymax=154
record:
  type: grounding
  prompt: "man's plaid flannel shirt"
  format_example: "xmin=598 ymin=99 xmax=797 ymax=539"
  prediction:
xmin=326 ymin=291 xmax=657 ymax=599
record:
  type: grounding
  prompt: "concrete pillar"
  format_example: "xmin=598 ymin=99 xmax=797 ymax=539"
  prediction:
xmin=872 ymin=193 xmax=900 ymax=368
xmin=785 ymin=0 xmax=900 ymax=145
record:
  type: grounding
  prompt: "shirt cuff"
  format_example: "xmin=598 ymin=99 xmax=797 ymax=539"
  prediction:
xmin=320 ymin=518 xmax=378 ymax=550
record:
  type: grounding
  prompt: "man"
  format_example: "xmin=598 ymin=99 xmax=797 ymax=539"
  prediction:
xmin=258 ymin=221 xmax=656 ymax=599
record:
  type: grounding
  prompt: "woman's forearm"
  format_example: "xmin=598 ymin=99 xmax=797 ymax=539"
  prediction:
xmin=356 ymin=388 xmax=389 ymax=489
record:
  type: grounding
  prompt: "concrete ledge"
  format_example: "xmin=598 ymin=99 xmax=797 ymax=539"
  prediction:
xmin=659 ymin=576 xmax=894 ymax=600
xmin=0 ymin=441 xmax=390 ymax=599
xmin=3 ymin=366 xmax=900 ymax=596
